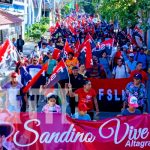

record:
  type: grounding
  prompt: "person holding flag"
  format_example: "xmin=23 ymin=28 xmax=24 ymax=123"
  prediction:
xmin=68 ymin=80 xmax=99 ymax=120
xmin=26 ymin=56 xmax=46 ymax=111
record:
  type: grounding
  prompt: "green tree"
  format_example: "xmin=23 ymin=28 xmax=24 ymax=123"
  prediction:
xmin=25 ymin=17 xmax=50 ymax=41
xmin=79 ymin=1 xmax=96 ymax=14
xmin=97 ymin=0 xmax=150 ymax=44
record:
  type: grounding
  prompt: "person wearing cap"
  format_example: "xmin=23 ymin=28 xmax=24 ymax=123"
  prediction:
xmin=45 ymin=51 xmax=57 ymax=79
xmin=72 ymin=103 xmax=91 ymax=121
xmin=42 ymin=94 xmax=61 ymax=113
xmin=68 ymin=80 xmax=99 ymax=120
xmin=130 ymin=62 xmax=148 ymax=84
xmin=65 ymin=52 xmax=79 ymax=74
xmin=121 ymin=96 xmax=141 ymax=116
xmin=2 ymin=72 xmax=23 ymax=112
xmin=125 ymin=53 xmax=137 ymax=74
xmin=123 ymin=73 xmax=147 ymax=113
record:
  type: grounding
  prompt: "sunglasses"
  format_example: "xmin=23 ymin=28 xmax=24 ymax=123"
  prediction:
xmin=134 ymin=78 xmax=141 ymax=80
xmin=49 ymin=100 xmax=56 ymax=102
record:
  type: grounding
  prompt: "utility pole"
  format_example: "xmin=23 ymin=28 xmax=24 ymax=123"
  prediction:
xmin=43 ymin=0 xmax=45 ymax=17
xmin=36 ymin=0 xmax=42 ymax=22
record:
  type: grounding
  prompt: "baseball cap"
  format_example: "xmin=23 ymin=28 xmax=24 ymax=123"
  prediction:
xmin=133 ymin=73 xmax=142 ymax=80
xmin=72 ymin=66 xmax=78 ymax=70
xmin=128 ymin=96 xmax=139 ymax=108
xmin=78 ymin=103 xmax=89 ymax=111
xmin=10 ymin=72 xmax=18 ymax=78
xmin=129 ymin=53 xmax=134 ymax=57
xmin=47 ymin=94 xmax=57 ymax=100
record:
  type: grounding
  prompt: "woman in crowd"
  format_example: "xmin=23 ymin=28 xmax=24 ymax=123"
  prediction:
xmin=78 ymin=64 xmax=90 ymax=78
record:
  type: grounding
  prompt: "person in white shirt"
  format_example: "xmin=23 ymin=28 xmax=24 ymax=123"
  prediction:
xmin=2 ymin=72 xmax=23 ymax=112
xmin=112 ymin=58 xmax=128 ymax=79
xmin=40 ymin=42 xmax=49 ymax=54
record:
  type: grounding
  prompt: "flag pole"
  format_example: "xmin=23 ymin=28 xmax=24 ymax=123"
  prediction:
xmin=62 ymin=58 xmax=70 ymax=84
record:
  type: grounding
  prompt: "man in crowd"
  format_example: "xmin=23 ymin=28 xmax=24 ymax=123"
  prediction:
xmin=16 ymin=35 xmax=24 ymax=53
xmin=123 ymin=73 xmax=147 ymax=113
xmin=134 ymin=48 xmax=147 ymax=71
xmin=67 ymin=66 xmax=84 ymax=115
xmin=26 ymin=56 xmax=46 ymax=111
xmin=130 ymin=62 xmax=148 ymax=84
xmin=112 ymin=58 xmax=128 ymax=78
xmin=125 ymin=53 xmax=137 ymax=75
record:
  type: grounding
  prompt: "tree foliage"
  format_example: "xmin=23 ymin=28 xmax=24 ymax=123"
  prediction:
xmin=79 ymin=1 xmax=96 ymax=15
xmin=61 ymin=4 xmax=70 ymax=18
xmin=25 ymin=17 xmax=50 ymax=41
xmin=98 ymin=0 xmax=150 ymax=29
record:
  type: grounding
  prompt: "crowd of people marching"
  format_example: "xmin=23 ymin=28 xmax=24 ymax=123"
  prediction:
xmin=0 ymin=12 xmax=150 ymax=122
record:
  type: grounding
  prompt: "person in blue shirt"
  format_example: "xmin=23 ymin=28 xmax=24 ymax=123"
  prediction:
xmin=121 ymin=96 xmax=141 ymax=116
xmin=72 ymin=103 xmax=91 ymax=121
xmin=134 ymin=48 xmax=147 ymax=71
xmin=45 ymin=51 xmax=57 ymax=79
xmin=122 ymin=73 xmax=147 ymax=113
xmin=125 ymin=53 xmax=137 ymax=74
xmin=47 ymin=39 xmax=54 ymax=52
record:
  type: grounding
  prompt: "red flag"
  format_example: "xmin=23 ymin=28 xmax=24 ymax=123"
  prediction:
xmin=52 ymin=48 xmax=61 ymax=60
xmin=64 ymin=40 xmax=74 ymax=55
xmin=127 ymin=33 xmax=136 ymax=45
xmin=49 ymin=26 xmax=55 ymax=34
xmin=49 ymin=21 xmax=60 ymax=35
xmin=74 ymin=39 xmax=80 ymax=57
xmin=46 ymin=60 xmax=68 ymax=88
xmin=99 ymin=38 xmax=114 ymax=50
xmin=84 ymin=40 xmax=93 ymax=69
xmin=75 ymin=3 xmax=79 ymax=12
xmin=134 ymin=26 xmax=143 ymax=36
xmin=23 ymin=63 xmax=48 ymax=93
xmin=0 ymin=39 xmax=9 ymax=62
xmin=56 ymin=21 xmax=60 ymax=28
xmin=68 ymin=25 xmax=76 ymax=35
xmin=79 ymin=33 xmax=92 ymax=51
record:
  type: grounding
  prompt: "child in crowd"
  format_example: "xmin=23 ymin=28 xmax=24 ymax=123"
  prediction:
xmin=42 ymin=94 xmax=61 ymax=113
xmin=121 ymin=96 xmax=141 ymax=116
xmin=72 ymin=103 xmax=91 ymax=121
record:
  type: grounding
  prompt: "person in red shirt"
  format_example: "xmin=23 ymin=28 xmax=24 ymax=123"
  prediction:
xmin=68 ymin=80 xmax=99 ymax=120
xmin=130 ymin=62 xmax=148 ymax=84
